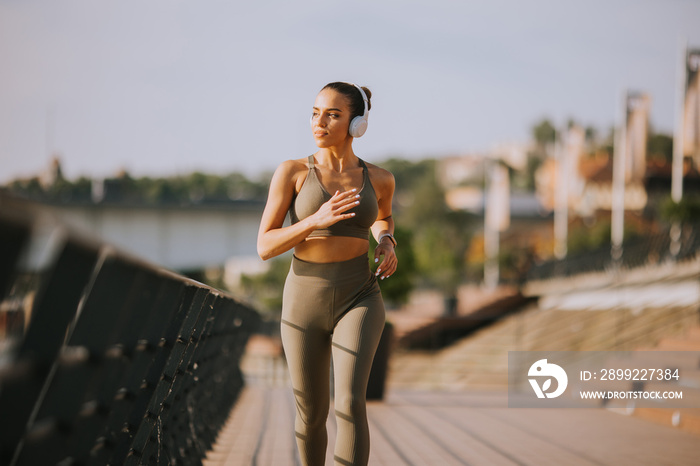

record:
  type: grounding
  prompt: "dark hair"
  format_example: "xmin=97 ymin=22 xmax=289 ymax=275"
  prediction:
xmin=321 ymin=82 xmax=372 ymax=120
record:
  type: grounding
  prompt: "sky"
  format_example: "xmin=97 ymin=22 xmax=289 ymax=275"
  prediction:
xmin=1 ymin=0 xmax=699 ymax=183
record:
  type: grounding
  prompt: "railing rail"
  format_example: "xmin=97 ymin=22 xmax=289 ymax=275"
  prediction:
xmin=527 ymin=225 xmax=700 ymax=282
xmin=0 ymin=192 xmax=260 ymax=465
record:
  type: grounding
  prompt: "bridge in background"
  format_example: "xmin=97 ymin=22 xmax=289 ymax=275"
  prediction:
xmin=22 ymin=199 xmax=265 ymax=274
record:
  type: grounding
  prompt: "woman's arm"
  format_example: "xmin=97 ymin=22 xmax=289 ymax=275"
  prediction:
xmin=257 ymin=160 xmax=360 ymax=261
xmin=369 ymin=168 xmax=398 ymax=279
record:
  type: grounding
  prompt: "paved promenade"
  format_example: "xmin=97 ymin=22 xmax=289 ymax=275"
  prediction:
xmin=204 ymin=382 xmax=699 ymax=466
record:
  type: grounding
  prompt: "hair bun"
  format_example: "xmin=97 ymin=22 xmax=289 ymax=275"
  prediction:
xmin=361 ymin=87 xmax=372 ymax=111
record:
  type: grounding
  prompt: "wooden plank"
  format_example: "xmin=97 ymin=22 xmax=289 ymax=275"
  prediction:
xmin=204 ymin=387 xmax=263 ymax=465
xmin=492 ymin=407 xmax=700 ymax=465
xmin=369 ymin=403 xmax=474 ymax=465
xmin=253 ymin=387 xmax=298 ymax=466
xmin=209 ymin=386 xmax=700 ymax=466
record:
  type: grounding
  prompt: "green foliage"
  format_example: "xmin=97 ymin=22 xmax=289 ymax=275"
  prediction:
xmin=661 ymin=196 xmax=700 ymax=224
xmin=239 ymin=255 xmax=292 ymax=315
xmin=7 ymin=178 xmax=44 ymax=197
xmin=532 ymin=119 xmax=556 ymax=147
xmin=5 ymin=169 xmax=270 ymax=204
xmin=512 ymin=155 xmax=542 ymax=191
xmin=381 ymin=158 xmax=437 ymax=194
xmin=568 ymin=220 xmax=612 ymax=254
xmin=647 ymin=134 xmax=673 ymax=164
xmin=385 ymin=158 xmax=474 ymax=295
xmin=584 ymin=126 xmax=597 ymax=144
xmin=369 ymin=226 xmax=415 ymax=307
xmin=497 ymin=244 xmax=532 ymax=284
xmin=7 ymin=175 xmax=93 ymax=203
xmin=567 ymin=218 xmax=645 ymax=255
xmin=413 ymin=224 xmax=467 ymax=293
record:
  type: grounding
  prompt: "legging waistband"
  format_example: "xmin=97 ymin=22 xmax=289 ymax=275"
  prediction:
xmin=291 ymin=254 xmax=371 ymax=282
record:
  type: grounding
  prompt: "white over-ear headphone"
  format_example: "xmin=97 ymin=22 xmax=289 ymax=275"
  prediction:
xmin=347 ymin=83 xmax=369 ymax=138
xmin=310 ymin=83 xmax=369 ymax=138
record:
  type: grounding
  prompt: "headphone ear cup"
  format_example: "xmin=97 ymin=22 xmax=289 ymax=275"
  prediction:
xmin=349 ymin=116 xmax=368 ymax=138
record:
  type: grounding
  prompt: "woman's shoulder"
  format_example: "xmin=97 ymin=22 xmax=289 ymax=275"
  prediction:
xmin=277 ymin=156 xmax=311 ymax=172
xmin=365 ymin=161 xmax=395 ymax=189
xmin=271 ymin=157 xmax=312 ymax=192
xmin=272 ymin=157 xmax=311 ymax=179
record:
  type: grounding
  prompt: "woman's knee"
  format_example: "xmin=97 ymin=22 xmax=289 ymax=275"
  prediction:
xmin=334 ymin=393 xmax=366 ymax=422
xmin=296 ymin=395 xmax=330 ymax=429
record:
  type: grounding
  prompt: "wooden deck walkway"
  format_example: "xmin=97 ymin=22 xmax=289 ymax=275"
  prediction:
xmin=204 ymin=267 xmax=700 ymax=465
xmin=204 ymin=382 xmax=700 ymax=466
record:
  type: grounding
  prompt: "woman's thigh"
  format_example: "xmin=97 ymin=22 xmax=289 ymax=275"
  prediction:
xmin=331 ymin=292 xmax=385 ymax=400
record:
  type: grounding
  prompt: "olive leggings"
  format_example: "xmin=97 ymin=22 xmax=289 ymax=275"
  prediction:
xmin=281 ymin=254 xmax=385 ymax=466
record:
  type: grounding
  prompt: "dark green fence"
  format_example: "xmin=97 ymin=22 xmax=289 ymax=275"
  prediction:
xmin=0 ymin=193 xmax=260 ymax=465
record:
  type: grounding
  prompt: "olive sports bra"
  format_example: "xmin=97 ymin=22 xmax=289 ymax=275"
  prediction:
xmin=289 ymin=155 xmax=378 ymax=240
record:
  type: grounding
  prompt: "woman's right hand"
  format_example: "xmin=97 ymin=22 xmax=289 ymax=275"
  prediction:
xmin=310 ymin=189 xmax=360 ymax=229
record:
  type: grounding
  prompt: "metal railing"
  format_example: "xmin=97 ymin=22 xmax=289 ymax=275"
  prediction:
xmin=527 ymin=225 xmax=700 ymax=282
xmin=0 ymin=192 xmax=260 ymax=465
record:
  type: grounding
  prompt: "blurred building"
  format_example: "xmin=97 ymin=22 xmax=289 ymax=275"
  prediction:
xmin=39 ymin=156 xmax=64 ymax=189
xmin=683 ymin=48 xmax=700 ymax=169
xmin=437 ymin=148 xmax=552 ymax=271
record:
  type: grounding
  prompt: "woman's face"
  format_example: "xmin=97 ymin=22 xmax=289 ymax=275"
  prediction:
xmin=311 ymin=88 xmax=352 ymax=148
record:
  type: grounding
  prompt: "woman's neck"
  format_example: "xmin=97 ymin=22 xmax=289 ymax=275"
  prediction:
xmin=316 ymin=146 xmax=358 ymax=173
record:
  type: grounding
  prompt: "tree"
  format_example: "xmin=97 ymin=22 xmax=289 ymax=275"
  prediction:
xmin=647 ymin=133 xmax=673 ymax=165
xmin=661 ymin=196 xmax=700 ymax=226
xmin=532 ymin=119 xmax=556 ymax=151
xmin=239 ymin=255 xmax=292 ymax=315
xmin=383 ymin=158 xmax=474 ymax=311
xmin=369 ymin=226 xmax=415 ymax=308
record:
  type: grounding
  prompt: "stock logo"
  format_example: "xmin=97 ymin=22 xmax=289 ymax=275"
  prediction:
xmin=528 ymin=359 xmax=568 ymax=399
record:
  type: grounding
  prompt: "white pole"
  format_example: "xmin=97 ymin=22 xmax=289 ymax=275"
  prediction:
xmin=484 ymin=159 xmax=499 ymax=289
xmin=611 ymin=90 xmax=627 ymax=261
xmin=484 ymin=223 xmax=499 ymax=290
xmin=672 ymin=38 xmax=687 ymax=203
xmin=553 ymin=128 xmax=568 ymax=259
xmin=670 ymin=39 xmax=688 ymax=257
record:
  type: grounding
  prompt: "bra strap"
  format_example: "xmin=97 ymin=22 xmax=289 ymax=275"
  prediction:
xmin=359 ymin=158 xmax=368 ymax=178
xmin=307 ymin=155 xmax=315 ymax=168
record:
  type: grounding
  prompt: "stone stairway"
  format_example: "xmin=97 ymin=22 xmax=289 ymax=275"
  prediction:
xmin=387 ymin=301 xmax=698 ymax=390
xmin=386 ymin=284 xmax=700 ymax=435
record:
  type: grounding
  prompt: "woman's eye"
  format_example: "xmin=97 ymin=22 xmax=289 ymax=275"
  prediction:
xmin=329 ymin=113 xmax=339 ymax=118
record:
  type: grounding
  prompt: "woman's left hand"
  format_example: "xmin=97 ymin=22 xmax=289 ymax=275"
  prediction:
xmin=374 ymin=242 xmax=397 ymax=280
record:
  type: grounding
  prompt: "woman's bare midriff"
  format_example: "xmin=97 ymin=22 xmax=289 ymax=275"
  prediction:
xmin=294 ymin=236 xmax=369 ymax=263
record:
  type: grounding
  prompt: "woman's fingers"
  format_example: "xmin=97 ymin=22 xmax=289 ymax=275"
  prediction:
xmin=313 ymin=189 xmax=360 ymax=228
xmin=334 ymin=188 xmax=359 ymax=202
xmin=374 ymin=245 xmax=398 ymax=279
xmin=332 ymin=189 xmax=360 ymax=214
xmin=332 ymin=188 xmax=357 ymax=199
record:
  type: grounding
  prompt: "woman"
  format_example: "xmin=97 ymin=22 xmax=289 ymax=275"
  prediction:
xmin=257 ymin=82 xmax=397 ymax=465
